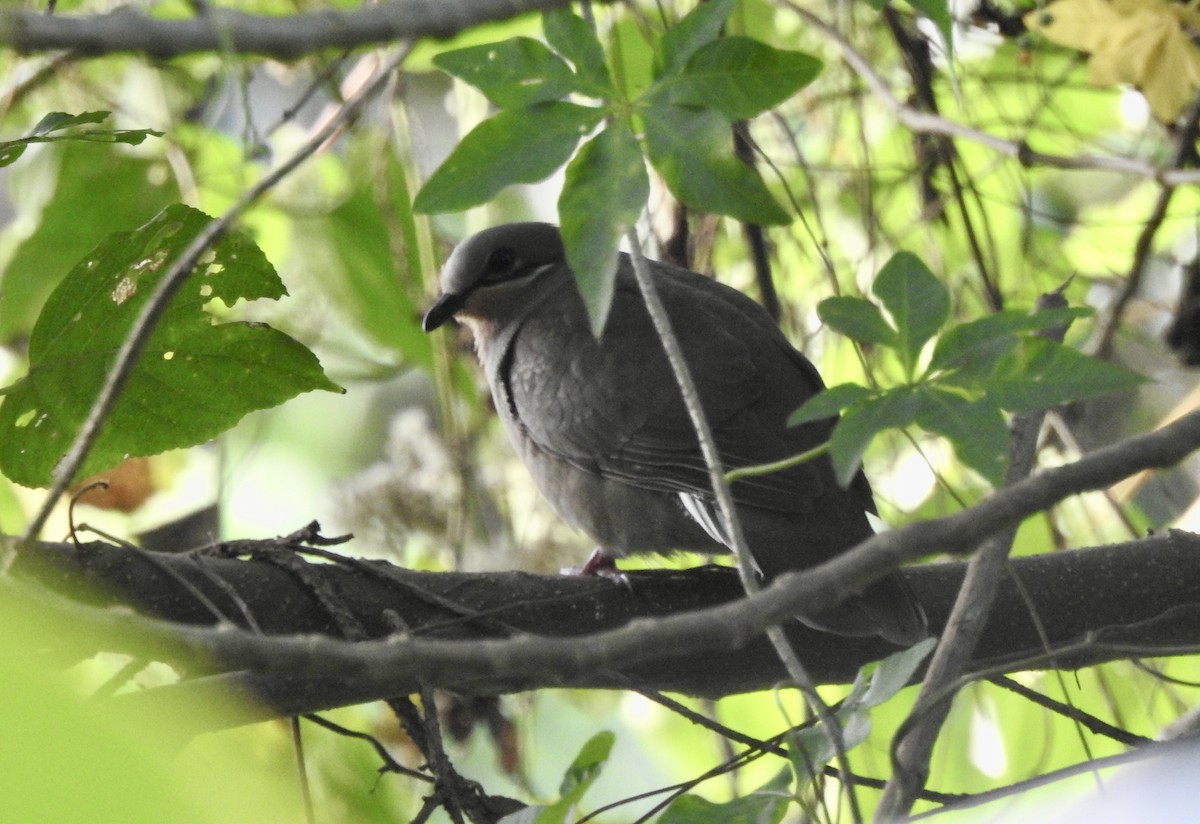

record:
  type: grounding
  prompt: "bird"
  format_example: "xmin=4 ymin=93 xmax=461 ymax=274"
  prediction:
xmin=422 ymin=222 xmax=927 ymax=645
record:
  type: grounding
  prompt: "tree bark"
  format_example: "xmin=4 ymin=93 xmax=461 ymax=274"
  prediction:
xmin=10 ymin=530 xmax=1200 ymax=719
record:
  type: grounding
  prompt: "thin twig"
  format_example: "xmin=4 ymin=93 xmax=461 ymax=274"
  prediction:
xmin=877 ymin=287 xmax=1071 ymax=818
xmin=1096 ymin=92 xmax=1200 ymax=358
xmin=624 ymin=229 xmax=862 ymax=823
xmin=780 ymin=1 xmax=1200 ymax=187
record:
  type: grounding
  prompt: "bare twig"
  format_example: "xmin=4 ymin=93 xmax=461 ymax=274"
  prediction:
xmin=877 ymin=287 xmax=1070 ymax=818
xmin=626 ymin=228 xmax=861 ymax=821
xmin=1096 ymin=93 xmax=1200 ymax=358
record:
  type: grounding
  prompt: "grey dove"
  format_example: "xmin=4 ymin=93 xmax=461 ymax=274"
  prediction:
xmin=423 ymin=222 xmax=926 ymax=645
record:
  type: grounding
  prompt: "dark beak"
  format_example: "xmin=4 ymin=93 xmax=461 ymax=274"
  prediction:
xmin=422 ymin=292 xmax=466 ymax=332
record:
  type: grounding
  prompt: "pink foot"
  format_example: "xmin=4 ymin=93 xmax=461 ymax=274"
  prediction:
xmin=562 ymin=548 xmax=631 ymax=589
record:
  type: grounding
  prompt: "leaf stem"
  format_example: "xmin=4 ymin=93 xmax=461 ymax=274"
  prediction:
xmin=724 ymin=442 xmax=828 ymax=485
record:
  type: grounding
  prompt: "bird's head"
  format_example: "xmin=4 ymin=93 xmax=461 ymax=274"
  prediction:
xmin=422 ymin=222 xmax=567 ymax=333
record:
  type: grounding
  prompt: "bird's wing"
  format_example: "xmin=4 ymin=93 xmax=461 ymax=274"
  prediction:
xmin=504 ymin=258 xmax=837 ymax=515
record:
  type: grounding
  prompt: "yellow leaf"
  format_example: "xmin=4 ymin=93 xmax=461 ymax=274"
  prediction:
xmin=1027 ymin=0 xmax=1200 ymax=122
xmin=1024 ymin=0 xmax=1124 ymax=52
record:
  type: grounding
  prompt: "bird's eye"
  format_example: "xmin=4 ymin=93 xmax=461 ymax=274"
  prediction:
xmin=483 ymin=247 xmax=517 ymax=280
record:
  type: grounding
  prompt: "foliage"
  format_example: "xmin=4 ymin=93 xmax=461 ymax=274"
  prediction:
xmin=0 ymin=110 xmax=161 ymax=168
xmin=1025 ymin=0 xmax=1200 ymax=122
xmin=0 ymin=203 xmax=341 ymax=487
xmin=414 ymin=1 xmax=818 ymax=333
xmin=790 ymin=252 xmax=1144 ymax=485
xmin=0 ymin=0 xmax=1196 ymax=821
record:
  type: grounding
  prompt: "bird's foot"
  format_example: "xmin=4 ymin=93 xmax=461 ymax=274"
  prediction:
xmin=561 ymin=548 xmax=632 ymax=589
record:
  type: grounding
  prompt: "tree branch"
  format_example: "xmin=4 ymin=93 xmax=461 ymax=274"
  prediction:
xmin=11 ymin=528 xmax=1200 ymax=735
xmin=0 ymin=0 xmax=570 ymax=60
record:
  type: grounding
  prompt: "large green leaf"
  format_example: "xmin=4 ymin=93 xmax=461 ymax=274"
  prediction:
xmin=652 ymin=36 xmax=822 ymax=120
xmin=433 ymin=38 xmax=580 ymax=108
xmin=0 ymin=204 xmax=341 ymax=487
xmin=643 ymin=104 xmax=789 ymax=225
xmin=559 ymin=122 xmax=649 ymax=336
xmin=873 ymin=252 xmax=950 ymax=377
xmin=928 ymin=306 xmax=1089 ymax=375
xmin=413 ymin=102 xmax=602 ymax=213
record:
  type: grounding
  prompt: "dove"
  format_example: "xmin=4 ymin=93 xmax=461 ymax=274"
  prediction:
xmin=423 ymin=222 xmax=926 ymax=644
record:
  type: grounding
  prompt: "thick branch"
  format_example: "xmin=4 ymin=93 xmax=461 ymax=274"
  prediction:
xmin=0 ymin=0 xmax=568 ymax=60
xmin=11 ymin=531 xmax=1200 ymax=723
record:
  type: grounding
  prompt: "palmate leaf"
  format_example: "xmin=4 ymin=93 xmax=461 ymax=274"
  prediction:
xmin=0 ymin=204 xmax=341 ymax=488
xmin=987 ymin=336 xmax=1146 ymax=412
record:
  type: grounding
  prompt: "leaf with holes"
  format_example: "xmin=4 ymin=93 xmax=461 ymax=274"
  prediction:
xmin=0 ymin=204 xmax=341 ymax=488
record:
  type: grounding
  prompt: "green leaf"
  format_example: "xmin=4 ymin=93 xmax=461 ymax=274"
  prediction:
xmin=829 ymin=387 xmax=922 ymax=486
xmin=818 ymin=296 xmax=896 ymax=347
xmin=858 ymin=637 xmax=938 ymax=708
xmin=657 ymin=0 xmax=737 ymax=77
xmin=915 ymin=386 xmax=1009 ymax=485
xmin=659 ymin=767 xmax=792 ymax=824
xmin=788 ymin=710 xmax=872 ymax=783
xmin=873 ymin=252 xmax=949 ymax=377
xmin=559 ymin=123 xmax=649 ymax=337
xmin=0 ymin=204 xmax=341 ymax=488
xmin=651 ymin=36 xmax=822 ymax=120
xmin=0 ymin=143 xmax=180 ymax=339
xmin=988 ymin=337 xmax=1145 ymax=413
xmin=0 ymin=111 xmax=162 ymax=169
xmin=643 ymin=104 xmax=789 ymax=224
xmin=928 ymin=306 xmax=1089 ymax=374
xmin=30 ymin=111 xmax=111 ymax=134
xmin=433 ymin=38 xmax=579 ymax=108
xmin=542 ymin=9 xmax=613 ymax=96
xmin=788 ymin=382 xmax=873 ymax=427
xmin=413 ymin=102 xmax=602 ymax=213
xmin=531 ymin=731 xmax=614 ymax=823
